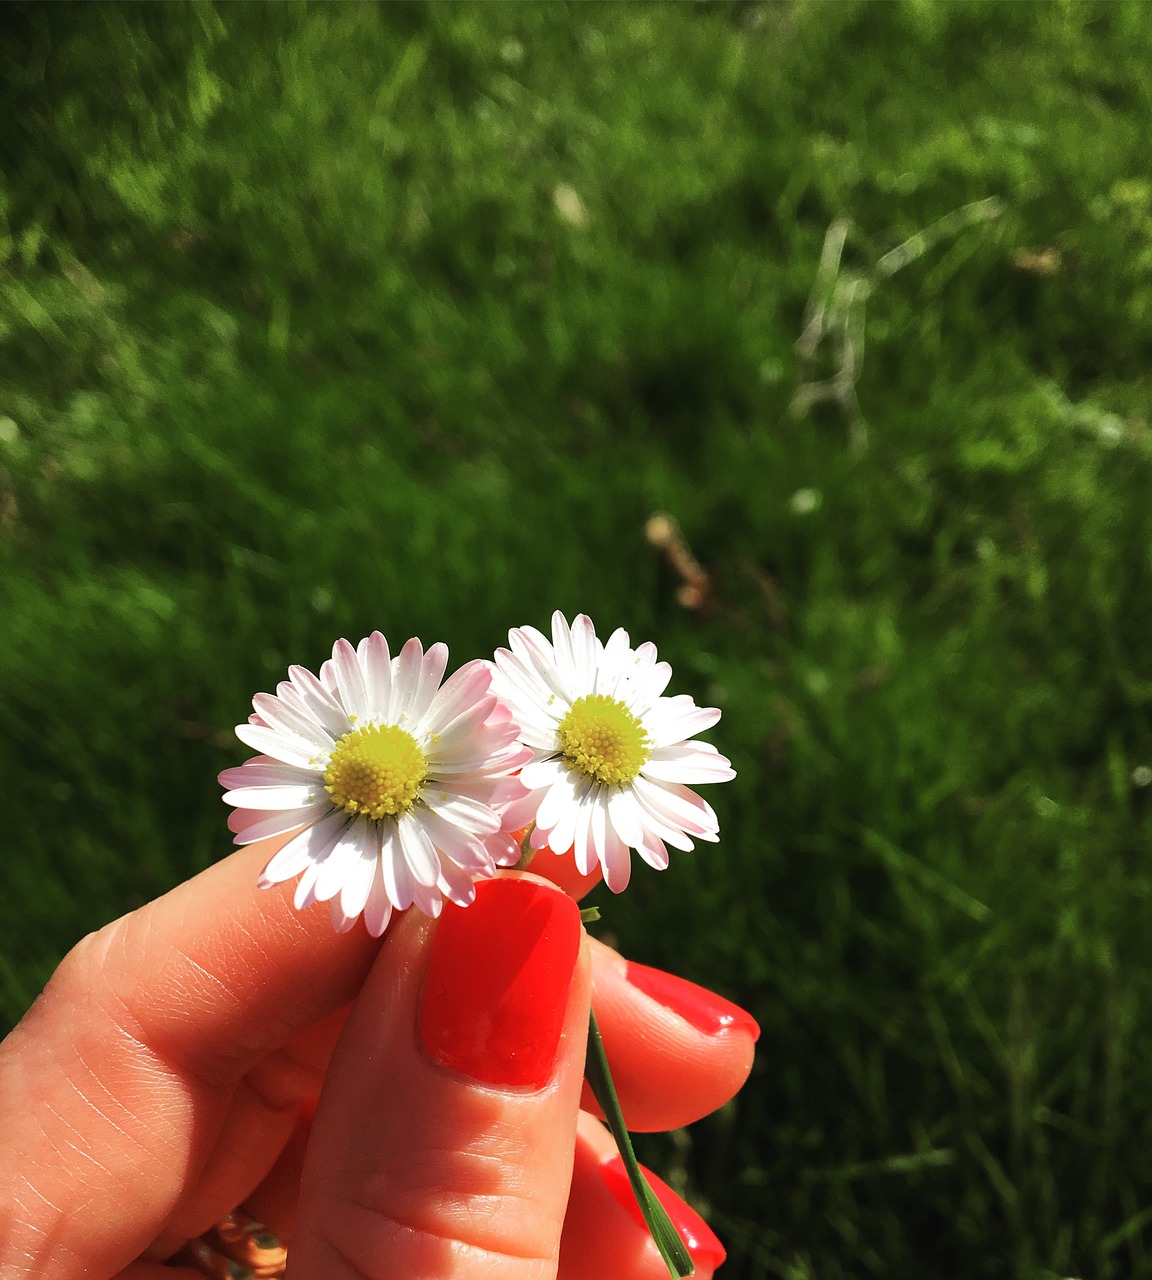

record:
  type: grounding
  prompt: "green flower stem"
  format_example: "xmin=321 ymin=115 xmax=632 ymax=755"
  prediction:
xmin=585 ymin=1007 xmax=695 ymax=1278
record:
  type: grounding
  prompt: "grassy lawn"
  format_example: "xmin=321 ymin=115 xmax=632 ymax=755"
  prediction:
xmin=3 ymin=2 xmax=1152 ymax=1275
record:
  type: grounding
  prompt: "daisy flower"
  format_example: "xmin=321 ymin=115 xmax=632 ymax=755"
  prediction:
xmin=220 ymin=634 xmax=531 ymax=936
xmin=490 ymin=612 xmax=735 ymax=893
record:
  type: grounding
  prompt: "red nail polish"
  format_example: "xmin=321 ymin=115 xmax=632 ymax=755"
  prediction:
xmin=420 ymin=876 xmax=581 ymax=1089
xmin=601 ymin=1155 xmax=727 ymax=1272
xmin=625 ymin=961 xmax=760 ymax=1040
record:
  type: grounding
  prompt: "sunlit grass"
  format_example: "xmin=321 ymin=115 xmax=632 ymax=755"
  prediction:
xmin=3 ymin=3 xmax=1152 ymax=1274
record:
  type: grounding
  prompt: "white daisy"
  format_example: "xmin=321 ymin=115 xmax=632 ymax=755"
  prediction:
xmin=490 ymin=611 xmax=735 ymax=893
xmin=220 ymin=634 xmax=531 ymax=936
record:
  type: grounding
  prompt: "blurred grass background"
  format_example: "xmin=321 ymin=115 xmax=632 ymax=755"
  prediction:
xmin=4 ymin=1 xmax=1152 ymax=1275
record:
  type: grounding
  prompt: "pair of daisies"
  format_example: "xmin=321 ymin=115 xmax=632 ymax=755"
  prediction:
xmin=220 ymin=613 xmax=735 ymax=936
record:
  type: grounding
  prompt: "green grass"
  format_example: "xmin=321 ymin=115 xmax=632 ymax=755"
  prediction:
xmin=4 ymin=2 xmax=1152 ymax=1275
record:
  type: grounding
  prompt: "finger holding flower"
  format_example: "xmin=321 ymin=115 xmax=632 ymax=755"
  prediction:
xmin=215 ymin=613 xmax=742 ymax=1277
xmin=0 ymin=613 xmax=750 ymax=1280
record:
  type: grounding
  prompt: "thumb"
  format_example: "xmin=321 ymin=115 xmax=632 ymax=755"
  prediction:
xmin=289 ymin=872 xmax=590 ymax=1280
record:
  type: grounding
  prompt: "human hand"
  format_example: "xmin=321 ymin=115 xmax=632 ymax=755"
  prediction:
xmin=0 ymin=840 xmax=757 ymax=1279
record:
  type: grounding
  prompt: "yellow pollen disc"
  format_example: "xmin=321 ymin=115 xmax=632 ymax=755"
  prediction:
xmin=324 ymin=724 xmax=427 ymax=820
xmin=557 ymin=694 xmax=650 ymax=787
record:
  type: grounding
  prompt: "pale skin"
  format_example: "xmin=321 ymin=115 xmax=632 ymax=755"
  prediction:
xmin=0 ymin=838 xmax=756 ymax=1280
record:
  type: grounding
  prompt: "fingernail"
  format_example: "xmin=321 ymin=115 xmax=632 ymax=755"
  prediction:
xmin=600 ymin=1155 xmax=727 ymax=1272
xmin=625 ymin=961 xmax=760 ymax=1040
xmin=420 ymin=876 xmax=581 ymax=1089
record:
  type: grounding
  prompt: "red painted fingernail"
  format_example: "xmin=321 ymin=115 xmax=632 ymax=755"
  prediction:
xmin=601 ymin=1155 xmax=727 ymax=1272
xmin=420 ymin=876 xmax=581 ymax=1089
xmin=625 ymin=961 xmax=760 ymax=1040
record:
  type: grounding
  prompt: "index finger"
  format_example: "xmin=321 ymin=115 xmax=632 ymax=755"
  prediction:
xmin=0 ymin=837 xmax=380 ymax=1280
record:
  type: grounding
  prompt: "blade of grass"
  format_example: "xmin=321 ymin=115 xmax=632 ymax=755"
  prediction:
xmin=585 ymin=1007 xmax=695 ymax=1278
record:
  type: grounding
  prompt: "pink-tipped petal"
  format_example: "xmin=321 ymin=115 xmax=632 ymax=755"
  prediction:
xmin=259 ymin=810 xmax=348 ymax=888
xmin=235 ymin=722 xmax=325 ymax=770
xmin=357 ymin=632 xmax=393 ymax=721
xmin=409 ymin=641 xmax=450 ymax=724
xmin=646 ymin=697 xmax=723 ymax=748
xmin=642 ymin=741 xmax=735 ymax=784
xmin=389 ymin=637 xmax=426 ymax=726
xmin=601 ymin=827 xmax=633 ymax=893
xmin=397 ymin=815 xmax=442 ymax=890
xmin=329 ymin=638 xmax=371 ymax=723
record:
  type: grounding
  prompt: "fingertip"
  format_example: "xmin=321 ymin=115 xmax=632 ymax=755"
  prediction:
xmin=588 ymin=939 xmax=757 ymax=1132
xmin=561 ymin=1116 xmax=725 ymax=1280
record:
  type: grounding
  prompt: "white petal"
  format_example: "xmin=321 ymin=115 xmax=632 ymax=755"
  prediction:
xmin=424 ymin=660 xmax=492 ymax=734
xmin=509 ymin=626 xmax=572 ymax=705
xmin=595 ymin=627 xmax=634 ymax=696
xmin=601 ymin=826 xmax=632 ymax=893
xmin=569 ymin=614 xmax=599 ymax=686
xmin=544 ymin=777 xmax=591 ymax=856
xmin=412 ymin=879 xmax=444 ymax=919
xmin=398 ymin=814 xmax=442 ymax=889
xmin=570 ymin=795 xmax=595 ymax=873
xmin=437 ymin=858 xmax=480 ymax=906
xmin=635 ymin=828 xmax=670 ymax=871
xmin=388 ymin=637 xmax=427 ymax=726
xmin=536 ymin=770 xmax=581 ymax=833
xmin=230 ymin=804 xmax=326 ymax=845
xmin=572 ymin=806 xmax=598 ymax=875
xmin=627 ymin=661 xmax=674 ymax=714
xmin=329 ymin=638 xmax=371 ymax=722
xmin=329 ymin=900 xmax=358 ymax=933
xmin=520 ymin=757 xmax=568 ymax=792
xmin=339 ymin=839 xmax=380 ymax=921
xmin=499 ymin=789 xmax=542 ymax=833
xmin=628 ymin=781 xmax=698 ymax=851
xmin=262 ymin=809 xmax=348 ymax=889
xmin=623 ymin=640 xmax=659 ymax=698
xmin=288 ymin=664 xmax=350 ymax=737
xmin=485 ymin=831 xmax=521 ymax=867
xmin=510 ymin=713 xmax=562 ymax=753
xmin=294 ymin=863 xmax=322 ymax=910
xmin=362 ymin=842 xmax=395 ymax=937
xmin=646 ymin=698 xmax=722 ymax=749
xmin=318 ymin=656 xmax=339 ymax=697
xmin=252 ymin=691 xmax=335 ymax=754
xmin=257 ymin=822 xmax=326 ymax=885
xmin=426 ymin=695 xmax=497 ymax=758
xmin=424 ymin=737 xmax=525 ymax=779
xmin=235 ymin=722 xmax=327 ymax=770
xmin=607 ymin=789 xmax=648 ymax=850
xmin=641 ymin=741 xmax=736 ymax=785
xmin=425 ymin=771 xmax=522 ymax=810
xmin=632 ymin=776 xmax=719 ymax=839
xmin=409 ymin=642 xmax=449 ymax=725
xmin=550 ymin=611 xmax=583 ymax=700
xmin=421 ymin=787 xmax=501 ymax=835
xmin=357 ymin=632 xmax=393 ymax=721
xmin=588 ymin=795 xmax=608 ymax=873
xmin=223 ymin=783 xmax=325 ymax=811
xmin=420 ymin=808 xmax=494 ymax=871
xmin=314 ymin=824 xmax=368 ymax=902
xmin=380 ymin=822 xmax=416 ymax=911
xmin=219 ymin=760 xmax=318 ymax=791
xmin=491 ymin=649 xmax=563 ymax=723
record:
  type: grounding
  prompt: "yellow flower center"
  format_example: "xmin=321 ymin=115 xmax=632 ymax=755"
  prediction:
xmin=557 ymin=694 xmax=650 ymax=787
xmin=324 ymin=724 xmax=427 ymax=819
